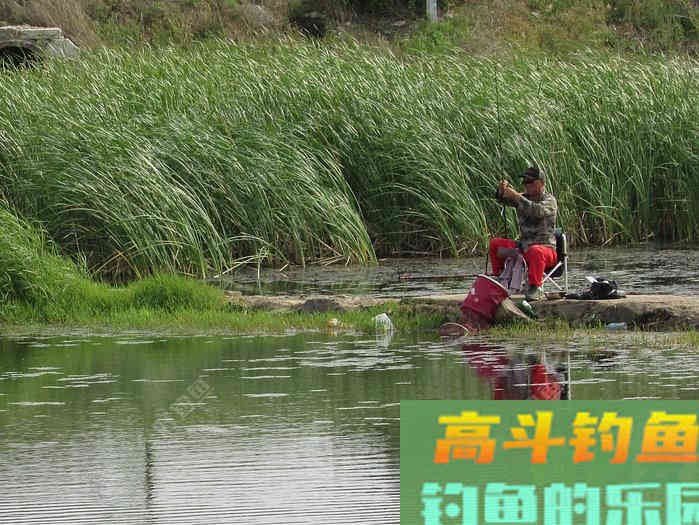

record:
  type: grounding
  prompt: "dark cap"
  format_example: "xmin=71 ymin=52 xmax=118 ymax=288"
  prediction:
xmin=521 ymin=165 xmax=545 ymax=183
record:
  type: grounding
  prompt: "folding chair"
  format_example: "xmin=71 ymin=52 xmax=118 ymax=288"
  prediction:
xmin=541 ymin=229 xmax=568 ymax=295
xmin=494 ymin=229 xmax=569 ymax=296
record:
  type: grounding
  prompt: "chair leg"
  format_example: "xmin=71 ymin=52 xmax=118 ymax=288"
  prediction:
xmin=543 ymin=274 xmax=563 ymax=291
xmin=541 ymin=260 xmax=568 ymax=293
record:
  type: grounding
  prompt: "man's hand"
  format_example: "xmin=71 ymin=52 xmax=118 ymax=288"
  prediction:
xmin=500 ymin=182 xmax=522 ymax=202
xmin=496 ymin=180 xmax=510 ymax=200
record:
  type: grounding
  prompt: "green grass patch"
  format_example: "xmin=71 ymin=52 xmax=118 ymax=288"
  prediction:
xmin=0 ymin=202 xmax=227 ymax=323
xmin=0 ymin=297 xmax=445 ymax=336
xmin=130 ymin=273 xmax=224 ymax=312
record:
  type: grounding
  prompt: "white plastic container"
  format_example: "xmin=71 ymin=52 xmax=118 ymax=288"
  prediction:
xmin=606 ymin=322 xmax=628 ymax=330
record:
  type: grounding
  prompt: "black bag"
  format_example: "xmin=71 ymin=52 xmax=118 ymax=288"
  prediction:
xmin=567 ymin=277 xmax=625 ymax=300
xmin=589 ymin=278 xmax=617 ymax=299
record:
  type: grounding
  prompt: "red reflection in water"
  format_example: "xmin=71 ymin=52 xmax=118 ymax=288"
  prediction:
xmin=462 ymin=343 xmax=566 ymax=400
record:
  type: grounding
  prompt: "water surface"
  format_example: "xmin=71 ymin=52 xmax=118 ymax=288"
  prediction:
xmin=1 ymin=330 xmax=697 ymax=524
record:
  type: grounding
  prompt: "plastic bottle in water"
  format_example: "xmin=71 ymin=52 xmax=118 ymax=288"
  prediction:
xmin=606 ymin=322 xmax=628 ymax=330
xmin=374 ymin=313 xmax=394 ymax=332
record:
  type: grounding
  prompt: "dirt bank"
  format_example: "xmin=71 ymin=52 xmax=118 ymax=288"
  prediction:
xmin=228 ymin=291 xmax=699 ymax=330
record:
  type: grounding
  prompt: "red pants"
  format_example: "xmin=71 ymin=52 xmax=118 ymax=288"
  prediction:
xmin=489 ymin=237 xmax=557 ymax=287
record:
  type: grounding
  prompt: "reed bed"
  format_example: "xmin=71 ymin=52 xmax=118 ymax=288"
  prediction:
xmin=0 ymin=41 xmax=697 ymax=279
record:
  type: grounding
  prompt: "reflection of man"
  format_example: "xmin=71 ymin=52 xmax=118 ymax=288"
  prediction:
xmin=462 ymin=344 xmax=564 ymax=400
xmin=491 ymin=165 xmax=558 ymax=301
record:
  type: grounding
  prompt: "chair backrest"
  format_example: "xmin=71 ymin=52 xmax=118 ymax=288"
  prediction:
xmin=549 ymin=229 xmax=567 ymax=278
xmin=554 ymin=229 xmax=567 ymax=259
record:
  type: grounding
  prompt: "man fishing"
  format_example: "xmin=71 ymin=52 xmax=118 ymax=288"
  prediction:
xmin=490 ymin=165 xmax=558 ymax=301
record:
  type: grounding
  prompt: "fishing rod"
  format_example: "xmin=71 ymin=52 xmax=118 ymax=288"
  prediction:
xmin=495 ymin=62 xmax=509 ymax=237
xmin=485 ymin=62 xmax=509 ymax=275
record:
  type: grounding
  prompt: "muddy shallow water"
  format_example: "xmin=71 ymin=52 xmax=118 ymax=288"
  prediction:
xmin=1 ymin=327 xmax=697 ymax=524
xmin=222 ymin=246 xmax=699 ymax=298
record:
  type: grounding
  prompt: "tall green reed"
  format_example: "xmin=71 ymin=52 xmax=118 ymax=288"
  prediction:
xmin=0 ymin=41 xmax=696 ymax=280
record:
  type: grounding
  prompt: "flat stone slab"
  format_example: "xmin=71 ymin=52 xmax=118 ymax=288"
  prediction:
xmin=0 ymin=27 xmax=62 ymax=40
xmin=229 ymin=291 xmax=699 ymax=330
xmin=0 ymin=25 xmax=79 ymax=58
xmin=534 ymin=294 xmax=699 ymax=329
xmin=403 ymin=293 xmax=699 ymax=330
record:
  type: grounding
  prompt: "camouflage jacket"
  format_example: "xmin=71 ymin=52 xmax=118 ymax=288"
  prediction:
xmin=506 ymin=191 xmax=558 ymax=251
